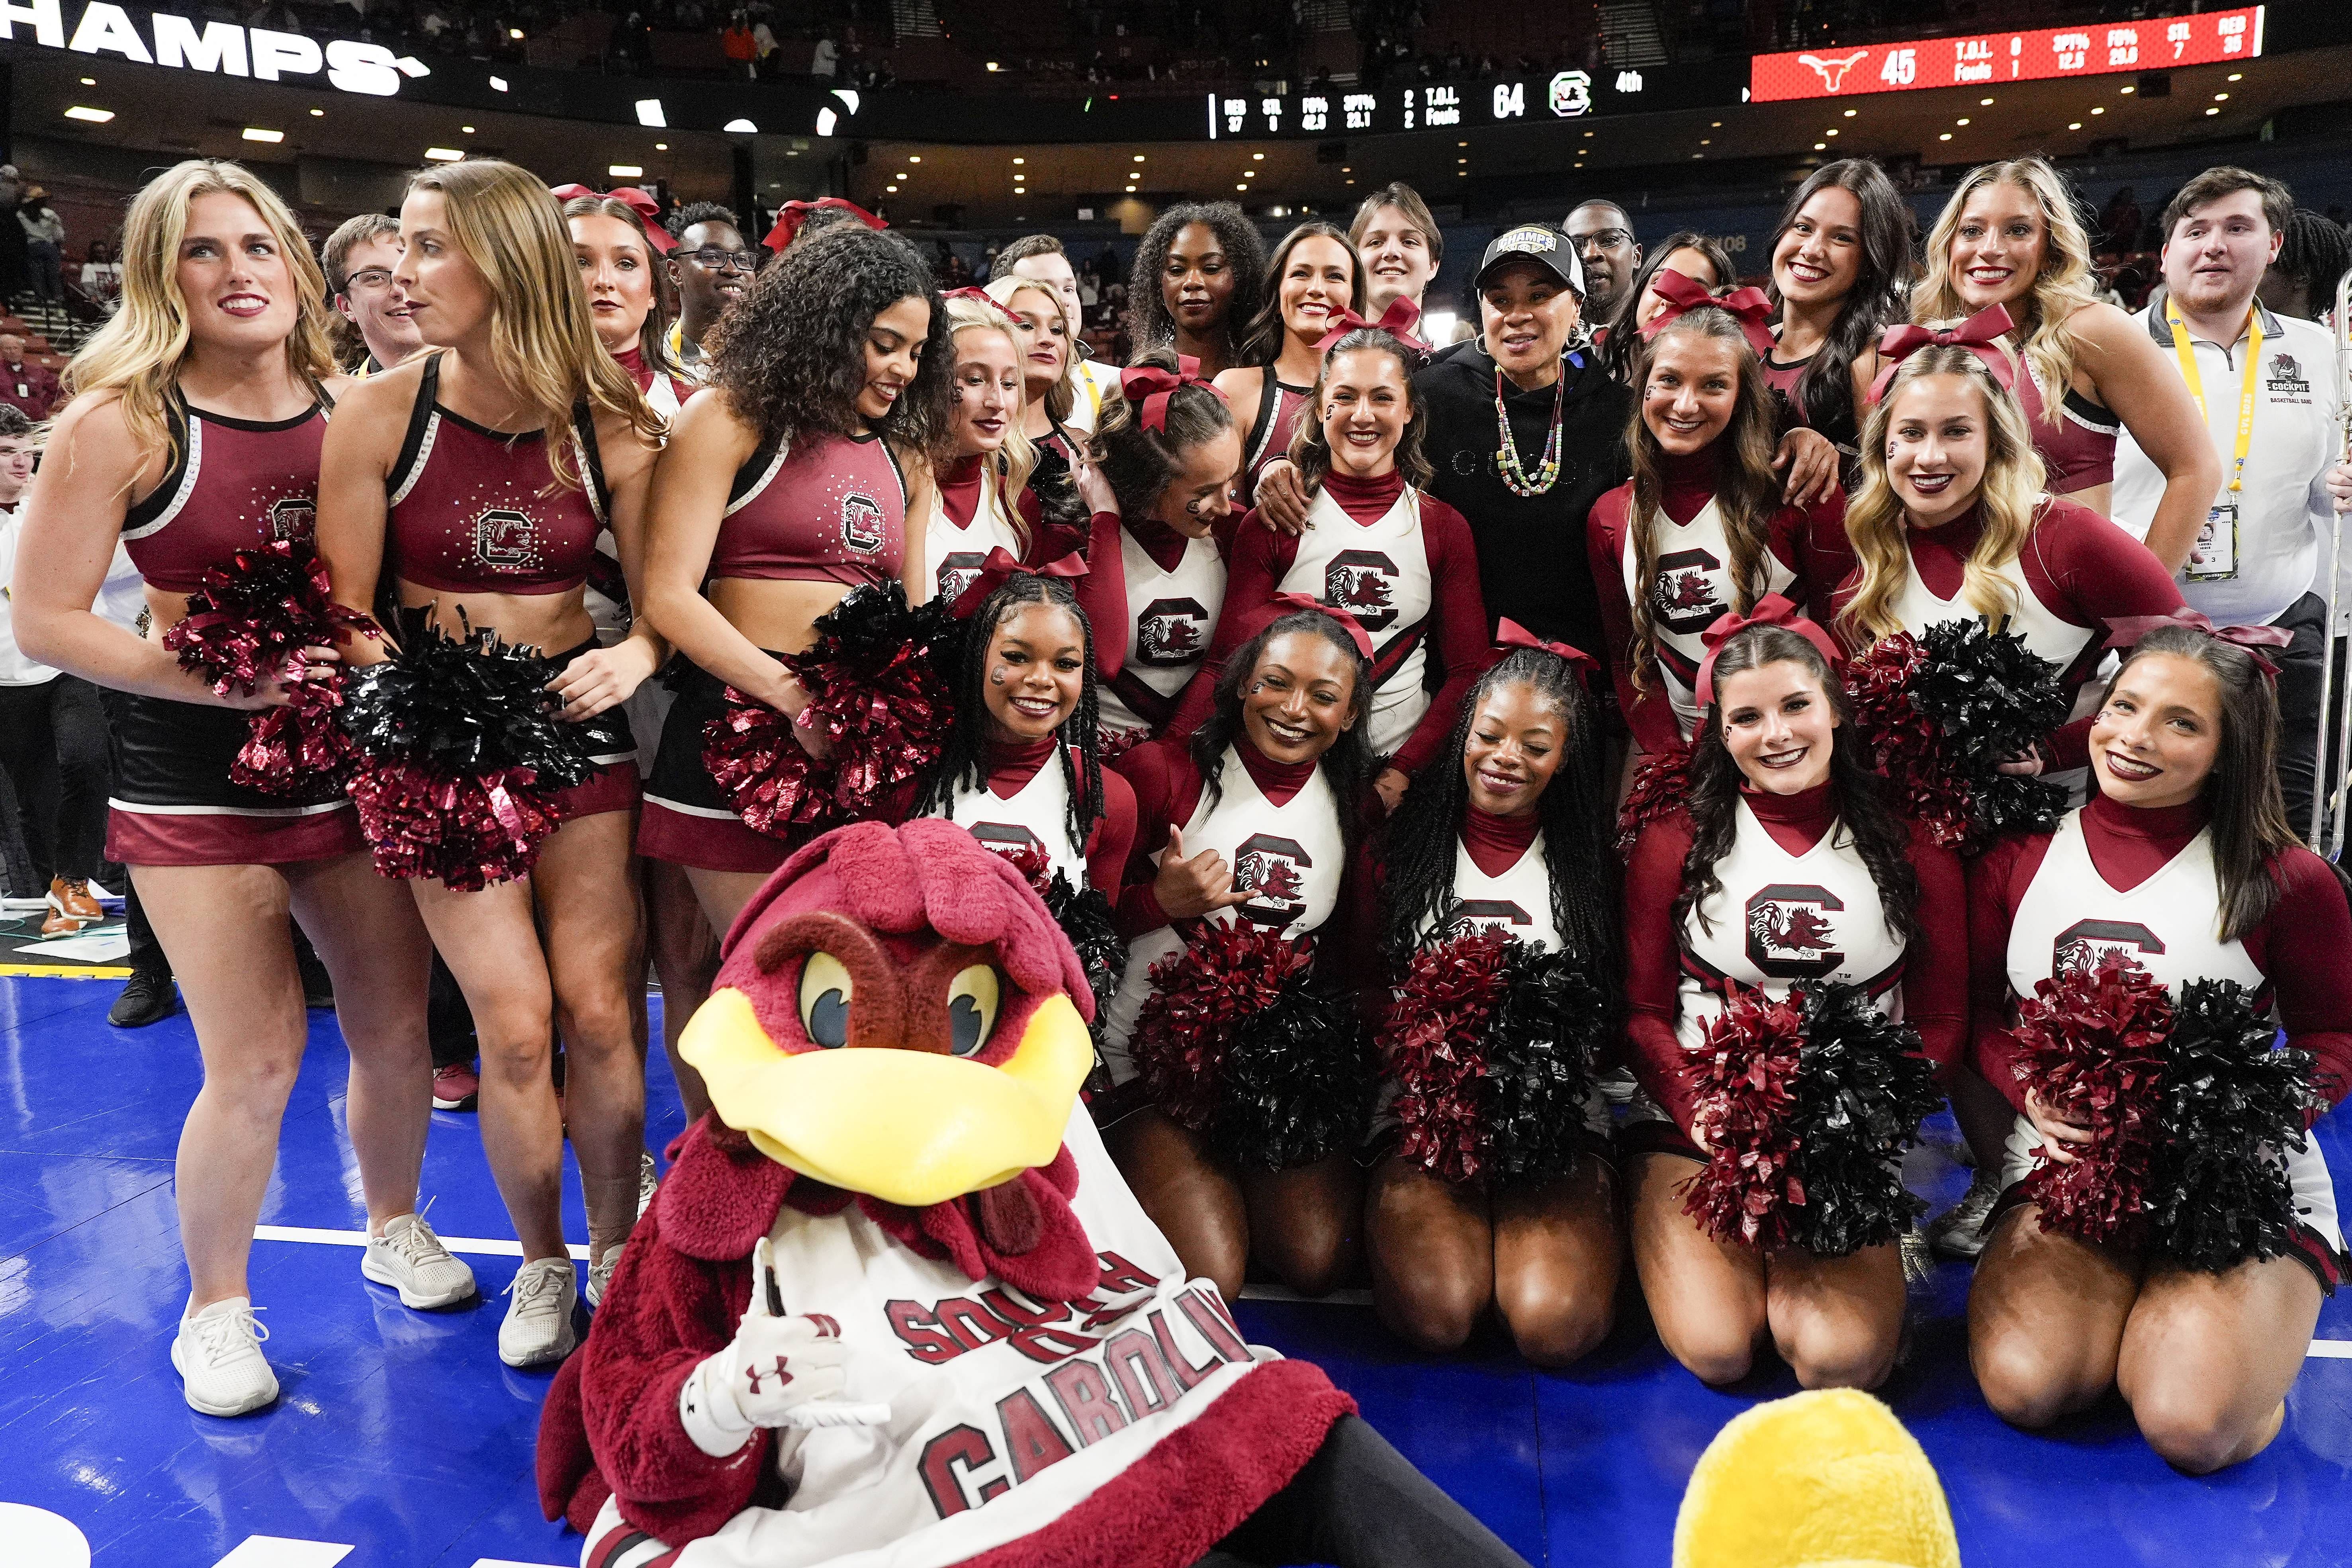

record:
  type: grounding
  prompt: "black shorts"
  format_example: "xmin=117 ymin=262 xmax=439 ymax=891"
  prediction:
xmin=638 ymin=656 xmax=797 ymax=874
xmin=526 ymin=637 xmax=640 ymax=820
xmin=103 ymin=686 xmax=364 ymax=867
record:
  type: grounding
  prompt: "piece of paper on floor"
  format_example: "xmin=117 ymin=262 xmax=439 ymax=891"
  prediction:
xmin=12 ymin=929 xmax=131 ymax=962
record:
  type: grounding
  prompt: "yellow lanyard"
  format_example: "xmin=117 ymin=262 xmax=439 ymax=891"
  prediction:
xmin=2165 ymin=297 xmax=2262 ymax=494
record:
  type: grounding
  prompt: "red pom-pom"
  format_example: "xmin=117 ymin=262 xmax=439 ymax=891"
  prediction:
xmin=1380 ymin=927 xmax=1511 ymax=1183
xmin=1679 ymin=984 xmax=1809 ymax=1249
xmin=703 ymin=689 xmax=837 ymax=840
xmin=1132 ymin=920 xmax=1312 ymax=1133
xmin=1615 ymin=742 xmax=1691 ymax=855
xmin=2008 ymin=952 xmax=2174 ymax=1245
xmin=344 ymin=758 xmax=570 ymax=893
xmin=1844 ymin=632 xmax=1973 ymax=846
xmin=787 ymin=601 xmax=955 ymax=818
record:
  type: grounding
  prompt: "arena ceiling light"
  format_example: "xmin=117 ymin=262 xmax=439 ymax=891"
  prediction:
xmin=309 ymin=106 xmax=324 ymax=115
xmin=65 ymin=104 xmax=113 ymax=121
xmin=609 ymin=164 xmax=643 ymax=177
xmin=423 ymin=146 xmax=462 ymax=161
xmin=241 ymin=126 xmax=282 ymax=141
xmin=724 ymin=118 xmax=757 ymax=132
xmin=78 ymin=74 xmax=93 ymax=83
xmin=635 ymin=98 xmax=665 ymax=128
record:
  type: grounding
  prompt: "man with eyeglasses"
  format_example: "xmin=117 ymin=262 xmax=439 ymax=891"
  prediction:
xmin=1562 ymin=200 xmax=1642 ymax=338
xmin=664 ymin=202 xmax=755 ymax=379
xmin=321 ymin=212 xmax=421 ymax=376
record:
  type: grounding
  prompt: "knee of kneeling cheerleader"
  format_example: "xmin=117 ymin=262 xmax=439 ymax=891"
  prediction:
xmin=2134 ymin=1389 xmax=2263 ymax=1475
xmin=1375 ymin=1276 xmax=1487 ymax=1353
xmin=1788 ymin=1334 xmax=1898 ymax=1392
xmin=1256 ymin=1229 xmax=1356 ymax=1300
xmin=1502 ymin=1291 xmax=1613 ymax=1369
xmin=1974 ymin=1340 xmax=2099 ymax=1430
xmin=1665 ymin=1325 xmax=1760 ymax=1388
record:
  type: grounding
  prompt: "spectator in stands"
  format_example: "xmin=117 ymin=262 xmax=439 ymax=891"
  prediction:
xmin=1000 ymin=233 xmax=1114 ymax=428
xmin=0 ymin=166 xmax=27 ymax=304
xmin=1564 ymin=200 xmax=1642 ymax=337
xmin=321 ymin=212 xmax=421 ymax=376
xmin=80 ymin=239 xmax=123 ymax=316
xmin=811 ymin=31 xmax=839 ymax=80
xmin=1127 ymin=201 xmax=1266 ymax=381
xmin=2258 ymin=208 xmax=2352 ymax=323
xmin=664 ymin=202 xmax=752 ymax=376
xmin=721 ymin=11 xmax=756 ymax=76
xmin=0 ymin=333 xmax=57 ymax=423
xmin=2100 ymin=186 xmax=2143 ymax=256
xmin=18 ymin=188 xmax=64 ymax=307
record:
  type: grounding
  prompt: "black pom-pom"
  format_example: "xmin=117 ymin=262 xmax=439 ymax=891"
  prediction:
xmin=2147 ymin=978 xmax=2323 ymax=1272
xmin=1211 ymin=969 xmax=1370 ymax=1171
xmin=1041 ymin=871 xmax=1125 ymax=1035
xmin=1481 ymin=944 xmax=1611 ymax=1186
xmin=1786 ymin=982 xmax=1942 ymax=1256
xmin=1025 ymin=443 xmax=1090 ymax=533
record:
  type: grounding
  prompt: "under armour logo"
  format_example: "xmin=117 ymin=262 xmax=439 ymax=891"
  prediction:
xmin=744 ymin=1356 xmax=793 ymax=1396
xmin=1799 ymin=51 xmax=1868 ymax=91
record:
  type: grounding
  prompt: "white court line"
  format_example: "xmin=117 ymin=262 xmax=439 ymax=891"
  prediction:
xmin=211 ymin=1538 xmax=353 ymax=1568
xmin=467 ymin=1560 xmax=570 ymax=1567
xmin=2311 ymin=1340 xmax=2352 ymax=1359
xmin=253 ymin=1224 xmax=589 ymax=1262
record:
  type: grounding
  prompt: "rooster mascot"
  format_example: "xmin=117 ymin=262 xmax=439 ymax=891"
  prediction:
xmin=540 ymin=819 xmax=1524 ymax=1568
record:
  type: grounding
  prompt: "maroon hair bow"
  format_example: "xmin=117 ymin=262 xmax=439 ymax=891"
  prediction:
xmin=1121 ymin=355 xmax=1225 ymax=434
xmin=1493 ymin=618 xmax=1599 ymax=681
xmin=2103 ymin=606 xmax=2291 ymax=678
xmin=1867 ymin=303 xmax=2017 ymax=405
xmin=549 ymin=184 xmax=676 ymax=253
xmin=1263 ymin=591 xmax=1374 ymax=659
xmin=761 ymin=197 xmax=887 ymax=253
xmin=942 ymin=285 xmax=1023 ymax=327
xmin=1313 ymin=295 xmax=1426 ymax=354
xmin=1693 ymin=593 xmax=1843 ymax=708
xmin=1638 ymin=268 xmax=1777 ymax=358
xmin=948 ymin=547 xmax=1089 ymax=620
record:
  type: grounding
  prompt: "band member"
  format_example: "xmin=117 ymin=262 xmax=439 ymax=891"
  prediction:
xmin=317 ymin=159 xmax=665 ymax=1362
xmin=13 ymin=159 xmax=466 ymax=1415
xmin=1126 ymin=200 xmax=1267 ymax=381
xmin=1217 ymin=221 xmax=1366 ymax=505
xmin=1620 ymin=612 xmax=1964 ymax=1390
xmin=663 ymin=200 xmax=752 ymax=377
xmin=1967 ymin=622 xmax=2352 ymax=1473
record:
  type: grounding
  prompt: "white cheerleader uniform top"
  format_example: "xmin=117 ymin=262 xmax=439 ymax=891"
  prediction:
xmin=939 ymin=750 xmax=1086 ymax=887
xmin=1889 ymin=536 xmax=2100 ymax=717
xmin=1098 ymin=525 xmax=1229 ymax=744
xmin=1418 ymin=832 xmax=1558 ymax=950
xmin=923 ymin=458 xmax=1025 ymax=607
xmin=1276 ymin=484 xmax=1434 ymax=761
xmin=1622 ymin=498 xmax=1795 ymax=741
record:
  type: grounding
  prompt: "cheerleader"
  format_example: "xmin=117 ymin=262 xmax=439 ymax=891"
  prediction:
xmin=1760 ymin=160 xmax=1910 ymax=480
xmin=1101 ymin=604 xmax=1376 ymax=1300
xmin=984 ymin=274 xmax=1083 ymax=460
xmin=1918 ymin=157 xmax=2219 ymax=571
xmin=317 ymin=159 xmax=666 ymax=1363
xmin=1593 ymin=232 xmax=1734 ymax=387
xmin=1966 ymin=622 xmax=2352 ymax=1472
xmin=638 ymin=225 xmax=943 ymax=920
xmin=1180 ymin=327 xmax=1487 ymax=812
xmin=1359 ymin=634 xmax=1624 ymax=1364
xmin=560 ymin=186 xmax=693 ymax=418
xmin=1075 ymin=350 xmax=1244 ymax=756
xmin=12 ymin=160 xmax=466 ymax=1414
xmin=912 ymin=557 xmax=1135 ymax=897
xmin=1351 ymin=182 xmax=1440 ymax=324
xmin=1125 ymin=200 xmax=1266 ymax=382
xmin=1587 ymin=294 xmax=1853 ymax=758
xmin=1215 ymin=221 xmax=1366 ymax=505
xmin=920 ymin=294 xmax=1035 ymax=607
xmin=1621 ymin=609 xmax=1965 ymax=1388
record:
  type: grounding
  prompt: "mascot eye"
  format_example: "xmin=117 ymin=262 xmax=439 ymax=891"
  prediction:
xmin=798 ymin=953 xmax=853 ymax=1047
xmin=946 ymin=965 xmax=1002 ymax=1058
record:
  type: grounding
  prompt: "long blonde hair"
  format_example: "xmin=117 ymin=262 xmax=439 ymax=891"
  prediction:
xmin=405 ymin=160 xmax=664 ymax=487
xmin=984 ymin=274 xmax=1078 ymax=426
xmin=1916 ymin=158 xmax=2101 ymax=420
xmin=1837 ymin=344 xmax=2050 ymax=644
xmin=65 ymin=159 xmax=336 ymax=469
xmin=946 ymin=294 xmax=1035 ymax=553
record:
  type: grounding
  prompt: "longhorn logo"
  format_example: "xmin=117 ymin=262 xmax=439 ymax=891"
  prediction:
xmin=1799 ymin=50 xmax=1869 ymax=92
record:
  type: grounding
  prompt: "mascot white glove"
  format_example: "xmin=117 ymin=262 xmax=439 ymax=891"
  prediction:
xmin=681 ymin=1239 xmax=892 ymax=1455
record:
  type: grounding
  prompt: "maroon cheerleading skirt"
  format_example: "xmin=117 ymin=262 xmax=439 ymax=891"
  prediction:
xmin=103 ymin=687 xmax=365 ymax=867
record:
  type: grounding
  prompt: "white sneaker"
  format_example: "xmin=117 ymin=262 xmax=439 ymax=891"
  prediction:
xmin=638 ymin=1150 xmax=659 ymax=1218
xmin=362 ymin=1210 xmax=479 ymax=1309
xmin=499 ymin=1257 xmax=578 ymax=1368
xmin=171 ymin=1298 xmax=279 ymax=1417
xmin=586 ymin=1241 xmax=625 ymax=1310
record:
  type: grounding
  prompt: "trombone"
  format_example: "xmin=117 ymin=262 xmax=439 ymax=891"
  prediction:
xmin=2314 ymin=268 xmax=2352 ymax=855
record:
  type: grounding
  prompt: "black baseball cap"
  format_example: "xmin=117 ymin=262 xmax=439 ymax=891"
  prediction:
xmin=1475 ymin=225 xmax=1586 ymax=296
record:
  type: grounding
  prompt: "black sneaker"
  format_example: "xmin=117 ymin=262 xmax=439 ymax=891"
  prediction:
xmin=109 ymin=969 xmax=179 ymax=1028
xmin=296 ymin=951 xmax=335 ymax=1010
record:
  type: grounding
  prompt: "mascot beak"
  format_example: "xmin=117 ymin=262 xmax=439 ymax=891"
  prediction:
xmin=679 ymin=987 xmax=1095 ymax=1208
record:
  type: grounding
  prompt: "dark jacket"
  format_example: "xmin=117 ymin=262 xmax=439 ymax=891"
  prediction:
xmin=1414 ymin=342 xmax=1632 ymax=664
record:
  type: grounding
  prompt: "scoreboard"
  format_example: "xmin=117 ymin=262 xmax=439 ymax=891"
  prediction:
xmin=1204 ymin=65 xmax=1707 ymax=139
xmin=1749 ymin=6 xmax=2262 ymax=103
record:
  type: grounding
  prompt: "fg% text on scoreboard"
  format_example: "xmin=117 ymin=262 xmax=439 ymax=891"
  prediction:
xmin=1750 ymin=5 xmax=2262 ymax=102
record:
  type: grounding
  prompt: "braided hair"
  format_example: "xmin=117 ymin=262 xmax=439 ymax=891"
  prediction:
xmin=2272 ymin=208 xmax=2352 ymax=320
xmin=1671 ymin=623 xmax=1917 ymax=943
xmin=914 ymin=574 xmax=1105 ymax=855
xmin=1190 ymin=608 xmax=1374 ymax=847
xmin=1378 ymin=649 xmax=1618 ymax=982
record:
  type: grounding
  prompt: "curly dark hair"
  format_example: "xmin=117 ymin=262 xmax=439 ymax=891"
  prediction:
xmin=914 ymin=574 xmax=1104 ymax=854
xmin=1125 ymin=202 xmax=1268 ymax=368
xmin=666 ymin=200 xmax=742 ymax=239
xmin=1190 ymin=609 xmax=1374 ymax=847
xmin=1088 ymin=344 xmax=1237 ymax=519
xmin=1671 ymin=624 xmax=1918 ymax=944
xmin=1377 ymin=648 xmax=1618 ymax=986
xmin=1235 ymin=221 xmax=1365 ymax=368
xmin=704 ymin=225 xmax=952 ymax=454
xmin=1287 ymin=327 xmax=1432 ymax=490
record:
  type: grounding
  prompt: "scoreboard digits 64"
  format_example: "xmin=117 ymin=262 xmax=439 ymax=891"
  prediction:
xmin=1207 ymin=67 xmax=1636 ymax=139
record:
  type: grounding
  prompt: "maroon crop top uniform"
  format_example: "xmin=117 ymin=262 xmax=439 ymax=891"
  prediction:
xmin=1239 ymin=374 xmax=1313 ymax=505
xmin=637 ymin=429 xmax=908 ymax=873
xmin=379 ymin=353 xmax=640 ymax=823
xmin=107 ymin=394 xmax=367 ymax=866
xmin=2013 ymin=362 xmax=2121 ymax=494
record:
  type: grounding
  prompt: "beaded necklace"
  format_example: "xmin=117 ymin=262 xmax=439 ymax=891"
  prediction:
xmin=1494 ymin=366 xmax=1565 ymax=497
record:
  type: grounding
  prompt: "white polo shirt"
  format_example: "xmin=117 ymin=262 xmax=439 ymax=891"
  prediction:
xmin=0 ymin=500 xmax=146 ymax=685
xmin=2110 ymin=290 xmax=2342 ymax=627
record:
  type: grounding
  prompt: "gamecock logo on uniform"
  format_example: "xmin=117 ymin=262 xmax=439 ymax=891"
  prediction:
xmin=1233 ymin=833 xmax=1311 ymax=927
xmin=1444 ymin=897 xmax=1531 ymax=937
xmin=841 ymin=493 xmax=886 ymax=554
xmin=266 ymin=496 xmax=316 ymax=544
xmin=1745 ymin=883 xmax=1845 ymax=978
xmin=473 ymin=508 xmax=539 ymax=572
xmin=1650 ymin=548 xmax=1724 ymax=635
xmin=966 ymin=821 xmax=1049 ymax=873
xmin=1323 ymin=549 xmax=1399 ymax=632
xmin=1136 ymin=597 xmax=1211 ymax=666
xmin=937 ymin=551 xmax=988 ymax=606
xmin=2053 ymin=918 xmax=2166 ymax=977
